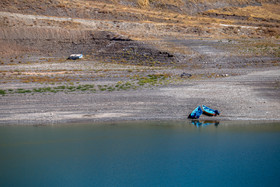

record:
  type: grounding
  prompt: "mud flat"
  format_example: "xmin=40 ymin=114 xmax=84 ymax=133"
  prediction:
xmin=0 ymin=67 xmax=279 ymax=125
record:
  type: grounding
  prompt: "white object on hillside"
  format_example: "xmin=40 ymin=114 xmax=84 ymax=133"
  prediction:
xmin=68 ymin=54 xmax=83 ymax=60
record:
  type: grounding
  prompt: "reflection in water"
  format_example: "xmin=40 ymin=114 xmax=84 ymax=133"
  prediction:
xmin=191 ymin=120 xmax=220 ymax=127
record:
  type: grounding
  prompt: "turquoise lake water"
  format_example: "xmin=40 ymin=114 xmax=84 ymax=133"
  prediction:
xmin=1 ymin=121 xmax=280 ymax=187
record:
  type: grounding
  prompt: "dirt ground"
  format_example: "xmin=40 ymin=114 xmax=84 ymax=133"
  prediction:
xmin=0 ymin=1 xmax=280 ymax=125
xmin=0 ymin=62 xmax=279 ymax=125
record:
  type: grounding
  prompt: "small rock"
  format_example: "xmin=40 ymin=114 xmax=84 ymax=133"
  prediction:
xmin=181 ymin=72 xmax=192 ymax=78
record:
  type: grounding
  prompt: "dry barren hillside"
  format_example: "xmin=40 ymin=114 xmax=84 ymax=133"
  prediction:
xmin=0 ymin=0 xmax=279 ymax=65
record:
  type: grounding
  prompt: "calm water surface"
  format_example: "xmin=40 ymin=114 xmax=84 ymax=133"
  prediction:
xmin=1 ymin=121 xmax=280 ymax=187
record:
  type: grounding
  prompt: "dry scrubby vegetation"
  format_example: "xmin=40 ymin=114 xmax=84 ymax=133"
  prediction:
xmin=1 ymin=0 xmax=279 ymax=20
xmin=0 ymin=73 xmax=174 ymax=95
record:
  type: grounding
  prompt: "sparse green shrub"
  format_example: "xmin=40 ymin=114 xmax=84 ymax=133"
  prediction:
xmin=15 ymin=88 xmax=32 ymax=94
xmin=107 ymin=86 xmax=115 ymax=91
xmin=137 ymin=74 xmax=170 ymax=86
xmin=67 ymin=86 xmax=76 ymax=92
xmin=0 ymin=89 xmax=6 ymax=95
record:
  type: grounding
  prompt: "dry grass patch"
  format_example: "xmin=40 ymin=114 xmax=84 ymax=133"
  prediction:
xmin=205 ymin=3 xmax=280 ymax=22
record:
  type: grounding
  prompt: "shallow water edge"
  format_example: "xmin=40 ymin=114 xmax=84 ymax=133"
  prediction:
xmin=1 ymin=119 xmax=280 ymax=127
